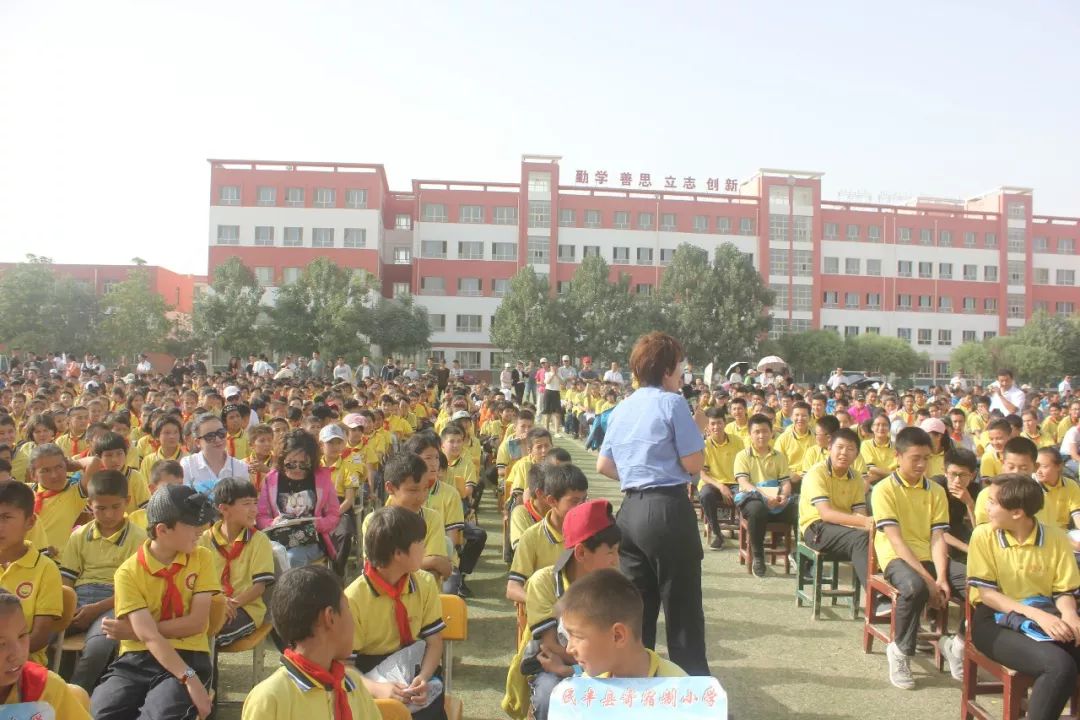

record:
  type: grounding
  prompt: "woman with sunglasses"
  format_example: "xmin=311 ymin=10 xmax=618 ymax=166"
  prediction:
xmin=256 ymin=429 xmax=341 ymax=570
xmin=180 ymin=412 xmax=251 ymax=495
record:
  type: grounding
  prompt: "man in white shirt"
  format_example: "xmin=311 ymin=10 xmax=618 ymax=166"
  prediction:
xmin=1059 ymin=375 xmax=1073 ymax=397
xmin=358 ymin=356 xmax=374 ymax=381
xmin=557 ymin=355 xmax=578 ymax=384
xmin=541 ymin=358 xmax=564 ymax=434
xmin=252 ymin=355 xmax=274 ymax=377
xmin=332 ymin=357 xmax=353 ymax=383
xmin=402 ymin=362 xmax=420 ymax=381
xmin=826 ymin=367 xmax=845 ymax=391
xmin=135 ymin=354 xmax=153 ymax=376
xmin=989 ymin=369 xmax=1026 ymax=415
xmin=499 ymin=363 xmax=514 ymax=400
xmin=1061 ymin=424 xmax=1080 ymax=476
xmin=603 ymin=362 xmax=625 ymax=386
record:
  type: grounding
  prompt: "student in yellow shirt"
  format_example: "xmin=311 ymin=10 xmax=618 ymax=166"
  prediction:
xmin=0 ymin=588 xmax=91 ymax=718
xmin=93 ymin=431 xmax=151 ymax=514
xmin=776 ymin=402 xmax=817 ymax=489
xmin=734 ymin=414 xmax=798 ymax=577
xmin=698 ymin=408 xmax=744 ymax=549
xmin=320 ymin=424 xmax=363 ymax=573
xmin=979 ymin=418 xmax=1012 ymax=479
xmin=1022 ymin=409 xmax=1057 ymax=448
xmin=964 ymin=474 xmax=1080 ymax=717
xmin=12 ymin=413 xmax=57 ymax=482
xmin=920 ymin=418 xmax=953 ymax=479
xmin=974 ymin=436 xmax=1039 ymax=525
xmin=0 ymin=480 xmax=62 ymax=667
xmin=59 ymin=470 xmax=146 ymax=691
xmin=1042 ymin=402 xmax=1064 ymax=441
xmin=106 ymin=411 xmax=143 ymax=470
xmin=222 ymin=403 xmax=250 ymax=460
xmin=442 ymin=423 xmax=479 ymax=502
xmin=871 ymin=426 xmax=965 ymax=690
xmin=862 ymin=414 xmax=898 ymax=489
xmin=509 ymin=465 xmax=550 ymax=558
xmin=246 ymin=423 xmax=274 ymax=493
xmin=130 ymin=460 xmax=186 ymax=532
xmin=1058 ymin=400 xmax=1080 ymax=444
xmin=56 ymin=404 xmax=90 ymax=458
xmin=90 ymin=485 xmax=220 ymax=719
xmin=558 ymin=568 xmax=687 ymax=679
xmin=497 ymin=411 xmax=535 ymax=489
xmin=27 ymin=443 xmax=93 ymax=556
xmin=241 ymin=564 xmax=379 ymax=720
xmin=1036 ymin=448 xmax=1080 ymax=541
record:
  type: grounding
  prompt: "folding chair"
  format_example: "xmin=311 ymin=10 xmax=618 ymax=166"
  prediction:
xmin=737 ymin=517 xmax=793 ymax=574
xmin=795 ymin=540 xmax=860 ymax=620
xmin=49 ymin=586 xmax=78 ymax=672
xmin=218 ymin=621 xmax=275 ymax=692
xmin=206 ymin=594 xmax=228 ymax=706
xmin=440 ymin=593 xmax=467 ymax=720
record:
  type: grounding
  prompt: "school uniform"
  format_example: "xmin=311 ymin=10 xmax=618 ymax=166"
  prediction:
xmin=200 ymin=523 xmax=275 ymax=646
xmin=698 ymin=434 xmax=744 ymax=537
xmin=324 ymin=455 xmax=364 ymax=566
xmin=226 ymin=430 xmax=249 ymax=461
xmin=2 ymin=661 xmax=92 ymax=719
xmin=871 ymin=472 xmax=966 ymax=657
xmin=860 ymin=439 xmax=898 ymax=479
xmin=799 ymin=460 xmax=870 ymax=588
xmin=123 ymin=467 xmax=151 ymax=513
xmin=979 ymin=449 xmax=1003 ymax=480
xmin=968 ymin=522 xmax=1080 ymax=720
xmin=507 ymin=457 xmax=535 ymax=498
xmin=508 ymin=513 xmax=564 ymax=587
xmin=931 ymin=476 xmax=980 ymax=562
xmin=59 ymin=519 xmax=146 ymax=690
xmin=724 ymin=420 xmax=751 ymax=448
xmin=240 ymin=656 xmax=379 ymax=720
xmin=509 ymin=501 xmax=544 ymax=552
xmin=56 ymin=432 xmax=89 ymax=458
xmin=0 ymin=541 xmax=63 ymax=666
xmin=774 ymin=427 xmax=815 ymax=475
xmin=128 ymin=508 xmax=148 ymax=532
xmin=139 ymin=447 xmax=187 ymax=481
xmin=445 ymin=454 xmax=478 ymax=501
xmin=32 ymin=479 xmax=89 ymax=553
xmin=733 ymin=446 xmax=799 ymax=558
xmin=360 ymin=505 xmax=448 ymax=563
xmin=91 ymin=542 xmax=221 ymax=720
xmin=592 ymin=649 xmax=687 ymax=678
xmin=973 ymin=480 xmax=1065 ymax=528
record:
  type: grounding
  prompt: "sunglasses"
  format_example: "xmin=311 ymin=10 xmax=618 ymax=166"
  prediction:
xmin=283 ymin=462 xmax=312 ymax=471
xmin=199 ymin=429 xmax=227 ymax=442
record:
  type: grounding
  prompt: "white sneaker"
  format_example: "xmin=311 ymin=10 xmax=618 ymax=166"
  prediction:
xmin=940 ymin=634 xmax=964 ymax=681
xmin=886 ymin=642 xmax=915 ymax=690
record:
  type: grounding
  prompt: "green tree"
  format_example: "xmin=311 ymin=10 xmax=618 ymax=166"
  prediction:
xmin=193 ymin=257 xmax=266 ymax=357
xmin=657 ymin=243 xmax=773 ymax=366
xmin=491 ymin=267 xmax=565 ymax=360
xmin=369 ymin=296 xmax=431 ymax=359
xmin=561 ymin=256 xmax=642 ymax=363
xmin=98 ymin=268 xmax=172 ymax=360
xmin=950 ymin=342 xmax=993 ymax=380
xmin=268 ymin=259 xmax=378 ymax=359
xmin=843 ymin=334 xmax=926 ymax=377
xmin=777 ymin=329 xmax=846 ymax=382
xmin=0 ymin=256 xmax=99 ymax=354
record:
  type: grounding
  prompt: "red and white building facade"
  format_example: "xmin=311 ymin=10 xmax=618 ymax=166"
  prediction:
xmin=207 ymin=156 xmax=1080 ymax=380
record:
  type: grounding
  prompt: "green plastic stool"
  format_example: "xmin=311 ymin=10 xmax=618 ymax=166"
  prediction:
xmin=795 ymin=541 xmax=861 ymax=620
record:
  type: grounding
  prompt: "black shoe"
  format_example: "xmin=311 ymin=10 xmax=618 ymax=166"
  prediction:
xmin=457 ymin=579 xmax=475 ymax=598
xmin=752 ymin=557 xmax=767 ymax=577
xmin=709 ymin=535 xmax=724 ymax=550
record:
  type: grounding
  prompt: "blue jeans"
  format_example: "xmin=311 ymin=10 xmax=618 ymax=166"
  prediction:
xmin=270 ymin=540 xmax=325 ymax=572
xmin=71 ymin=583 xmax=118 ymax=691
xmin=529 ymin=671 xmax=562 ymax=720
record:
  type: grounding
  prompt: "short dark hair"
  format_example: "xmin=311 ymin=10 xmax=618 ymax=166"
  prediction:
xmin=748 ymin=413 xmax=772 ymax=431
xmin=987 ymin=418 xmax=1012 ymax=435
xmin=93 ymin=431 xmax=129 ymax=457
xmin=895 ymin=427 xmax=932 ymax=454
xmin=542 ymin=463 xmax=588 ymax=501
xmin=439 ymin=423 xmax=464 ymax=440
xmin=557 ymin=568 xmax=643 ymax=638
xmin=1039 ymin=446 xmax=1063 ymax=466
xmin=527 ymin=464 xmax=547 ymax=495
xmin=149 ymin=459 xmax=184 ymax=486
xmin=704 ymin=407 xmax=725 ymax=420
xmin=581 ymin=522 xmax=622 ymax=553
xmin=991 ymin=473 xmax=1043 ymax=518
xmin=944 ymin=447 xmax=978 ymax=474
xmin=383 ymin=452 xmax=427 ymax=489
xmin=213 ymin=477 xmax=258 ymax=506
xmin=152 ymin=416 xmax=183 ymax=439
xmin=816 ymin=415 xmax=840 ymax=436
xmin=547 ymin=448 xmax=572 ymax=464
xmin=831 ymin=428 xmax=860 ymax=448
xmin=270 ymin=565 xmax=345 ymax=648
xmin=0 ymin=589 xmax=23 ymax=619
xmin=1004 ymin=414 xmax=1023 ymax=432
xmin=792 ymin=401 xmax=811 ymax=413
xmin=0 ymin=480 xmax=34 ymax=518
xmin=365 ymin=506 xmax=427 ymax=567
xmin=1003 ymin=436 xmax=1038 ymax=463
xmin=88 ymin=470 xmax=128 ymax=499
xmin=525 ymin=428 xmax=553 ymax=449
xmin=403 ymin=431 xmax=441 ymax=457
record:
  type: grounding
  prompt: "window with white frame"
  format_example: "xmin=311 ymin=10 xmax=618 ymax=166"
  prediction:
xmin=771 ymin=284 xmax=788 ymax=310
xmin=558 ymin=209 xmax=575 ymax=227
xmin=254 ymin=226 xmax=274 ymax=246
xmin=845 ymin=258 xmax=860 ymax=275
xmin=456 ymin=315 xmax=482 ymax=333
xmin=457 ymin=277 xmax=481 ymax=296
xmin=1034 ymin=268 xmax=1049 ymax=285
xmin=793 ymin=285 xmax=811 ymax=311
xmin=963 ymin=330 xmax=976 ymax=342
xmin=768 ymin=214 xmax=789 ymax=243
xmin=1033 ymin=236 xmax=1049 ymax=252
xmin=1034 ymin=301 xmax=1050 ymax=314
xmin=964 ymin=232 xmax=976 ymax=248
xmin=1061 ymin=238 xmax=1076 ymax=254
xmin=866 ymin=293 xmax=881 ymax=309
xmin=528 ymin=200 xmax=551 ymax=228
xmin=963 ymin=264 xmax=977 ymax=281
xmin=393 ymin=247 xmax=412 ymax=264
xmin=844 ymin=292 xmax=858 ymax=309
xmin=428 ymin=314 xmax=446 ymax=332
xmin=985 ymin=297 xmax=998 ymax=313
xmin=613 ymin=211 xmax=630 ymax=229
xmin=557 ymin=281 xmax=571 ymax=295
xmin=897 ymin=294 xmax=911 ymax=309
xmin=918 ymin=295 xmax=932 ymax=310
xmin=898 ymin=260 xmax=912 ymax=277
xmin=897 ymin=327 xmax=912 ymax=341
xmin=867 ymin=225 xmax=882 ymax=243
xmin=865 ymin=326 xmax=880 ymax=335
xmin=584 ymin=210 xmax=601 ymax=228
xmin=939 ymin=296 xmax=953 ymax=312
xmin=557 ymin=244 xmax=576 ymax=262
xmin=866 ymin=259 xmax=882 ymax=276
xmin=693 ymin=215 xmax=708 ymax=233
xmin=637 ymin=212 xmax=654 ymax=230
xmin=822 ymin=291 xmax=838 ymax=307
xmin=824 ymin=223 xmax=839 ymax=240
xmin=846 ymin=224 xmax=860 ymax=242
xmin=286 ymin=187 xmax=304 ymax=207
xmin=637 ymin=248 xmax=654 ymax=265
xmin=254 ymin=266 xmax=273 ymax=286
xmin=345 ymin=189 xmax=367 ymax=208
xmin=421 ymin=240 xmax=447 ymax=259
xmin=219 ymin=185 xmax=240 ymax=205
xmin=527 ymin=236 xmax=550 ymax=264
xmin=771 ymin=249 xmax=789 ymax=275
xmin=527 ymin=172 xmax=551 ymax=193
xmin=311 ymin=228 xmax=334 ymax=248
xmin=422 ymin=203 xmax=448 ymax=222
xmin=1057 ymin=302 xmax=1076 ymax=317
xmin=660 ymin=248 xmax=676 ymax=265
xmin=938 ymin=230 xmax=951 ymax=247
xmin=494 ymin=206 xmax=518 ymax=225
xmin=661 ymin=213 xmax=676 ymax=231
xmin=1007 ymin=228 xmax=1025 ymax=252
xmin=1007 ymin=294 xmax=1025 ymax=319
xmin=1007 ymin=201 xmax=1026 ymax=219
xmin=420 ymin=276 xmax=445 ymax=294
xmin=395 ymin=214 xmax=412 ymax=230
xmin=636 ymin=284 xmax=652 ymax=296
xmin=458 ymin=241 xmax=483 ymax=259
xmin=939 ymin=263 xmax=952 ymax=280
xmin=984 ymin=330 xmax=997 ymax=340
xmin=392 ymin=282 xmax=410 ymax=298
xmin=793 ymin=216 xmax=812 ymax=242
xmin=845 ymin=326 xmax=860 ymax=338
xmin=314 ymin=188 xmax=335 ymax=208
xmin=343 ymin=228 xmax=366 ymax=248
xmin=917 ymin=329 xmax=932 ymax=345
xmin=216 ymin=225 xmax=239 ymax=245
xmin=256 ymin=186 xmax=276 ymax=206
xmin=823 ymin=256 xmax=839 ymax=274
xmin=492 ymin=278 xmax=509 ymax=296
xmin=456 ymin=351 xmax=481 ymax=369
xmin=459 ymin=205 xmax=484 ymax=224
xmin=282 ymin=267 xmax=301 ymax=285
xmin=1007 ymin=260 xmax=1025 ymax=285
xmin=985 ymin=265 xmax=998 ymax=282
xmin=739 ymin=217 xmax=754 ymax=235
xmin=938 ymin=329 xmax=952 ymax=346
xmin=492 ymin=242 xmax=517 ymax=261
xmin=283 ymin=227 xmax=302 ymax=247
xmin=985 ymin=232 xmax=998 ymax=249
xmin=613 ymin=247 xmax=630 ymax=263
xmin=898 ymin=227 xmax=912 ymax=244
xmin=792 ymin=250 xmax=812 ymax=276
xmin=920 ymin=228 xmax=933 ymax=246
xmin=583 ymin=245 xmax=601 ymax=258
xmin=963 ymin=297 xmax=976 ymax=313
xmin=716 ymin=217 xmax=731 ymax=234
xmin=1058 ymin=269 xmax=1075 ymax=286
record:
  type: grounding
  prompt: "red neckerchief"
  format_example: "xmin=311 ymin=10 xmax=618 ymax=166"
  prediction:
xmin=283 ymin=649 xmax=350 ymax=720
xmin=70 ymin=434 xmax=84 ymax=456
xmin=137 ymin=544 xmax=185 ymax=620
xmin=226 ymin=433 xmax=238 ymax=457
xmin=212 ymin=528 xmax=247 ymax=597
xmin=524 ymin=500 xmax=543 ymax=522
xmin=17 ymin=661 xmax=48 ymax=702
xmin=33 ymin=486 xmax=63 ymax=515
xmin=363 ymin=561 xmax=414 ymax=646
xmin=341 ymin=447 xmax=354 ymax=461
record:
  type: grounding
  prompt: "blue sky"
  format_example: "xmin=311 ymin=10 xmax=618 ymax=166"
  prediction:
xmin=1 ymin=0 xmax=1077 ymax=274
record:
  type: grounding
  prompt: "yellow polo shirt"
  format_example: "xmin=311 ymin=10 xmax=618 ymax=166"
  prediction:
xmin=1023 ymin=430 xmax=1058 ymax=449
xmin=509 ymin=502 xmax=544 ymax=550
xmin=424 ymin=481 xmax=466 ymax=534
xmin=524 ymin=564 xmax=570 ymax=640
xmin=124 ymin=468 xmax=151 ymax=513
xmin=775 ymin=426 xmax=815 ymax=471
xmin=226 ymin=431 xmax=249 ymax=461
xmin=724 ymin=420 xmax=751 ymax=448
xmin=967 ymin=522 xmax=1080 ymax=605
xmin=860 ymin=440 xmax=898 ymax=476
xmin=361 ymin=505 xmax=447 ymax=561
xmin=508 ymin=457 xmax=535 ymax=495
xmin=322 ymin=456 xmax=364 ymax=500
xmin=0 ymin=542 xmax=62 ymax=665
xmin=32 ymin=480 xmax=89 ymax=553
xmin=2 ymin=665 xmax=91 ymax=719
xmin=700 ymin=434 xmax=743 ymax=490
xmin=798 ymin=461 xmax=867 ymax=537
xmin=733 ymin=446 xmax=790 ymax=487
xmin=871 ymin=472 xmax=950 ymax=571
xmin=508 ymin=512 xmax=564 ymax=586
xmin=445 ymin=454 xmax=478 ymax=499
xmin=240 ymin=658 xmax=378 ymax=720
xmin=199 ymin=523 xmax=276 ymax=626
xmin=496 ymin=434 xmax=526 ymax=471
xmin=974 ymin=480 xmax=1065 ymax=528
xmin=128 ymin=508 xmax=148 ymax=532
xmin=59 ymin=519 xmax=145 ymax=587
xmin=344 ymin=569 xmax=446 ymax=656
xmin=594 ymin=649 xmax=687 ymax=678
xmin=113 ymin=541 xmax=220 ymax=655
xmin=139 ymin=447 xmax=187 ymax=480
xmin=56 ymin=432 xmax=89 ymax=459
xmin=980 ymin=449 xmax=1003 ymax=479
xmin=1058 ymin=417 xmax=1077 ymax=444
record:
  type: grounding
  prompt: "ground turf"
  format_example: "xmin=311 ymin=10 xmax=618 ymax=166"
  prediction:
xmin=213 ymin=438 xmax=982 ymax=719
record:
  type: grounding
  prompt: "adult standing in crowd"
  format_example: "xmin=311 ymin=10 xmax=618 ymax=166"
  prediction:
xmin=596 ymin=331 xmax=709 ymax=676
xmin=309 ymin=350 xmax=326 ymax=379
xmin=603 ymin=361 xmax=625 ymax=386
xmin=512 ymin=360 xmax=526 ymax=404
xmin=332 ymin=356 xmax=353 ymax=383
xmin=358 ymin=355 xmax=375 ymax=381
xmin=990 ymin=368 xmax=1025 ymax=415
xmin=435 ymin=358 xmax=451 ymax=395
xmin=541 ymin=358 xmax=564 ymax=434
xmin=578 ymin=356 xmax=598 ymax=382
xmin=523 ymin=360 xmax=537 ymax=404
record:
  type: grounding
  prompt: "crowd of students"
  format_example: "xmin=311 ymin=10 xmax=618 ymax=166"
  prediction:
xmin=3 ymin=351 xmax=1080 ymax=719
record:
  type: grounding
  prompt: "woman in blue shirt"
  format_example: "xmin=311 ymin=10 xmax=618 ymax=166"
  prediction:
xmin=597 ymin=331 xmax=709 ymax=675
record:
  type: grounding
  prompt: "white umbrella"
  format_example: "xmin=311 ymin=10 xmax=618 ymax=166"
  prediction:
xmin=726 ymin=361 xmax=751 ymax=376
xmin=757 ymin=356 xmax=787 ymax=373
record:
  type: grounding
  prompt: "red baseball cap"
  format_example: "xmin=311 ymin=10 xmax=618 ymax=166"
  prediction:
xmin=555 ymin=499 xmax=616 ymax=570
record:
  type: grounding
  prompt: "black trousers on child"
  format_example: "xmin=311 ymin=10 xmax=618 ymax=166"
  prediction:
xmin=803 ymin=521 xmax=870 ymax=588
xmin=91 ymin=649 xmax=212 ymax=720
xmin=698 ymin=483 xmax=735 ymax=537
xmin=738 ymin=496 xmax=798 ymax=559
xmin=458 ymin=523 xmax=487 ymax=575
xmin=884 ymin=558 xmax=967 ymax=656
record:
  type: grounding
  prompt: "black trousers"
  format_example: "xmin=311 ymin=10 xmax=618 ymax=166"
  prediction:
xmin=91 ymin=650 xmax=212 ymax=720
xmin=738 ymin=497 xmax=798 ymax=558
xmin=883 ymin=558 xmax=967 ymax=656
xmin=803 ymin=521 xmax=869 ymax=588
xmin=458 ymin=523 xmax=487 ymax=575
xmin=972 ymin=603 xmax=1080 ymax=720
xmin=698 ymin=483 xmax=735 ymax=536
xmin=618 ymin=485 xmax=709 ymax=675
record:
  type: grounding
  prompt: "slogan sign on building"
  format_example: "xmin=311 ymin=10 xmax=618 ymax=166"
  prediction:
xmin=574 ymin=170 xmax=738 ymax=193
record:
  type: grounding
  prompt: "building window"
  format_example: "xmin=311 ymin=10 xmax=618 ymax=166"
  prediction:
xmin=421 ymin=240 xmax=447 ymax=259
xmin=939 ymin=296 xmax=953 ymax=313
xmin=392 ymin=247 xmax=412 ymax=265
xmin=845 ymin=258 xmax=861 ymax=275
xmin=843 ymin=325 xmax=858 ymax=338
xmin=898 ymin=260 xmax=912 ymax=278
xmin=583 ymin=245 xmax=601 ymax=258
xmin=917 ymin=329 xmax=932 ymax=345
xmin=345 ymin=189 xmax=367 ymax=209
xmin=716 ymin=217 xmax=731 ymax=234
xmin=846 ymin=224 xmax=860 ymax=242
xmin=898 ymin=227 xmax=912 ymax=244
xmin=281 ymin=227 xmax=302 ymax=247
xmin=613 ymin=247 xmax=630 ymax=264
xmin=420 ymin=277 xmax=445 ymax=295
xmin=557 ymin=281 xmax=571 ymax=295
xmin=636 ymin=283 xmax=652 ymax=295
xmin=963 ymin=264 xmax=977 ymax=281
xmin=456 ymin=351 xmax=481 ymax=370
xmin=1007 ymin=294 xmax=1025 ymax=319
xmin=938 ymin=263 xmax=952 ymax=280
xmin=219 ymin=185 xmax=240 ymax=205
xmin=492 ymin=278 xmax=509 ymax=297
xmin=216 ymin=225 xmax=239 ymax=245
xmin=792 ymin=250 xmax=812 ymax=276
xmin=984 ymin=297 xmax=998 ymax=313
xmin=1034 ymin=300 xmax=1050 ymax=314
xmin=429 ymin=314 xmax=445 ymax=332
xmin=985 ymin=232 xmax=998 ymax=249
xmin=823 ymin=291 xmax=838 ymax=307
xmin=1007 ymin=201 xmax=1026 ymax=219
xmin=963 ymin=297 xmax=976 ymax=313
xmin=395 ymin=214 xmax=412 ymax=230
xmin=456 ymin=315 xmax=482 ymax=333
xmin=1007 ymin=228 xmax=1025 ymax=252
xmin=254 ymin=226 xmax=274 ymax=246
xmin=459 ymin=205 xmax=484 ymax=224
xmin=939 ymin=230 xmax=952 ymax=247
xmin=770 ymin=249 xmax=789 ymax=275
xmin=457 ymin=278 xmax=482 ymax=297
xmin=637 ymin=212 xmax=654 ymax=231
xmin=527 ymin=172 xmax=551 ymax=193
xmin=962 ymin=330 xmax=976 ymax=343
xmin=865 ymin=326 xmax=880 ymax=335
xmin=310 ymin=228 xmax=334 ymax=248
xmin=343 ymin=228 xmax=366 ymax=248
xmin=660 ymin=213 xmax=677 ymax=231
xmin=494 ymin=206 xmax=518 ymax=225
xmin=254 ymin=266 xmax=274 ymax=287
xmin=660 ymin=248 xmax=676 ymax=265
xmin=527 ymin=236 xmax=550 ymax=264
xmin=920 ymin=229 xmax=933 ymax=246
xmin=866 ymin=293 xmax=881 ymax=310
xmin=865 ymin=225 xmax=881 ymax=243
xmin=1057 ymin=302 xmax=1076 ymax=317
xmin=422 ymin=203 xmax=448 ymax=222
xmin=823 ymin=256 xmax=839 ymax=274
xmin=693 ymin=215 xmax=708 ymax=233
xmin=391 ymin=282 xmax=410 ymax=298
xmin=584 ymin=210 xmax=601 ymax=228
xmin=557 ymin=244 xmax=576 ymax=262
xmin=286 ymin=187 xmax=304 ymax=207
xmin=985 ymin=265 xmax=998 ymax=282
xmin=793 ymin=216 xmax=812 ymax=243
xmin=256 ymin=186 xmax=276 ymax=207
xmin=918 ymin=295 xmax=932 ymax=311
xmin=984 ymin=330 xmax=997 ymax=340
xmin=1034 ymin=268 xmax=1049 ymax=285
xmin=458 ymin=241 xmax=483 ymax=260
xmin=1033 ymin=236 xmax=1049 ymax=252
xmin=771 ymin=284 xmax=789 ymax=310
xmin=866 ymin=258 xmax=881 ymax=276
xmin=824 ymin=223 xmax=839 ymax=240
xmin=898 ymin=327 xmax=912 ymax=342
xmin=558 ymin=209 xmax=575 ymax=227
xmin=636 ymin=248 xmax=654 ymax=265
xmin=492 ymin=242 xmax=517 ymax=261
xmin=282 ymin=267 xmax=301 ymax=285
xmin=314 ymin=188 xmax=335 ymax=208
xmin=792 ymin=285 xmax=812 ymax=311
xmin=613 ymin=211 xmax=630 ymax=229
xmin=963 ymin=231 xmax=977 ymax=248
xmin=844 ymin=292 xmax=859 ymax=309
xmin=1061 ymin=238 xmax=1076 ymax=254
xmin=1007 ymin=260 xmax=1025 ymax=285
xmin=768 ymin=214 xmax=789 ymax=243
xmin=739 ymin=218 xmax=755 ymax=235
xmin=1058 ymin=269 xmax=1075 ymax=286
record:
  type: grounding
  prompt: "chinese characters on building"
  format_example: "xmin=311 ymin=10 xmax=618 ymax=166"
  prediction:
xmin=575 ymin=170 xmax=738 ymax=193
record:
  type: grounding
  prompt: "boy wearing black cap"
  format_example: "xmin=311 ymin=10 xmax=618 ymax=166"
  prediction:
xmin=91 ymin=485 xmax=221 ymax=720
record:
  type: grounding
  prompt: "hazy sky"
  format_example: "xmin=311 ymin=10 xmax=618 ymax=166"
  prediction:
xmin=2 ymin=1 xmax=1078 ymax=275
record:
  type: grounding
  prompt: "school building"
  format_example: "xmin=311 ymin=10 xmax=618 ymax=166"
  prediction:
xmin=206 ymin=156 xmax=1080 ymax=381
